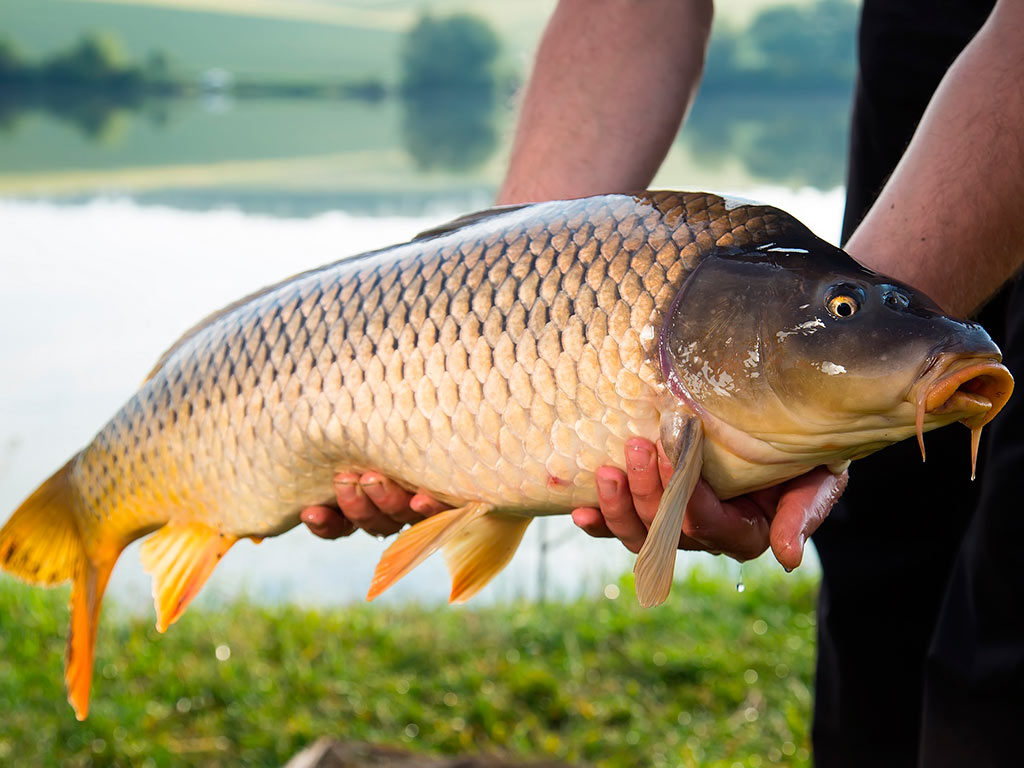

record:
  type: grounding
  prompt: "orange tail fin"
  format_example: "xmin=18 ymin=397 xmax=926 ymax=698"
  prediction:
xmin=66 ymin=558 xmax=116 ymax=720
xmin=0 ymin=455 xmax=122 ymax=719
xmin=0 ymin=457 xmax=84 ymax=586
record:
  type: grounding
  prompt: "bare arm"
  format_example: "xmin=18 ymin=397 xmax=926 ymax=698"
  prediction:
xmin=846 ymin=0 xmax=1024 ymax=316
xmin=497 ymin=0 xmax=714 ymax=204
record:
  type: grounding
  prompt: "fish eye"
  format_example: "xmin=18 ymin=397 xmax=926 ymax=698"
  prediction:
xmin=825 ymin=288 xmax=861 ymax=319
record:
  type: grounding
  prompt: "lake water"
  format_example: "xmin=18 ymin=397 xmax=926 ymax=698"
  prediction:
xmin=0 ymin=89 xmax=849 ymax=611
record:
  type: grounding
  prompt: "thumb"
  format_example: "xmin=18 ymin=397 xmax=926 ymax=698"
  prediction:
xmin=769 ymin=468 xmax=848 ymax=571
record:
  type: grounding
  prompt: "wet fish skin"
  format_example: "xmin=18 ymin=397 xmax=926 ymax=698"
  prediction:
xmin=0 ymin=190 xmax=1012 ymax=719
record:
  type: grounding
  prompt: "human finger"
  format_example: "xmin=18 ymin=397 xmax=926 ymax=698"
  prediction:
xmin=571 ymin=506 xmax=615 ymax=538
xmin=622 ymin=438 xmax=666 ymax=530
xmin=594 ymin=464 xmax=650 ymax=552
xmin=300 ymin=505 xmax=356 ymax=540
xmin=409 ymin=493 xmax=449 ymax=518
xmin=333 ymin=473 xmax=404 ymax=536
xmin=769 ymin=467 xmax=848 ymax=571
xmin=358 ymin=472 xmax=420 ymax=524
xmin=680 ymin=479 xmax=771 ymax=562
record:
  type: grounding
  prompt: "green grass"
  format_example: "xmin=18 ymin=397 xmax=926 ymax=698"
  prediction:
xmin=0 ymin=569 xmax=817 ymax=767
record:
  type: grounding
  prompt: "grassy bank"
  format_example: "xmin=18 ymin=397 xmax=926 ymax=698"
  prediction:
xmin=0 ymin=570 xmax=816 ymax=767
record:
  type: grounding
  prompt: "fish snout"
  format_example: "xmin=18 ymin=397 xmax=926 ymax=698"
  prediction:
xmin=923 ymin=358 xmax=1014 ymax=429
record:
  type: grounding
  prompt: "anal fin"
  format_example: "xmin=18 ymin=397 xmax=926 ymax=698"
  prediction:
xmin=634 ymin=417 xmax=703 ymax=608
xmin=139 ymin=522 xmax=237 ymax=632
xmin=367 ymin=502 xmax=492 ymax=601
xmin=444 ymin=513 xmax=532 ymax=603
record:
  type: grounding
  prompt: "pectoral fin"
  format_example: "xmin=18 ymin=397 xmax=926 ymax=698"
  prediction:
xmin=367 ymin=502 xmax=493 ymax=601
xmin=634 ymin=417 xmax=703 ymax=608
xmin=139 ymin=522 xmax=237 ymax=632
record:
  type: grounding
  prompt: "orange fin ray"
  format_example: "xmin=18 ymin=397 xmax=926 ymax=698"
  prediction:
xmin=443 ymin=513 xmax=532 ymax=603
xmin=139 ymin=522 xmax=237 ymax=633
xmin=366 ymin=502 xmax=492 ymax=601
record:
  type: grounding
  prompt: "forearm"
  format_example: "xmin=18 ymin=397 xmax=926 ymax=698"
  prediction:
xmin=497 ymin=0 xmax=713 ymax=205
xmin=845 ymin=0 xmax=1024 ymax=317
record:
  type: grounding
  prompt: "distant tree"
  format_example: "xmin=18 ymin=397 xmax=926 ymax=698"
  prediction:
xmin=43 ymin=32 xmax=141 ymax=87
xmin=401 ymin=88 xmax=498 ymax=172
xmin=700 ymin=0 xmax=857 ymax=91
xmin=398 ymin=14 xmax=501 ymax=172
xmin=400 ymin=13 xmax=499 ymax=94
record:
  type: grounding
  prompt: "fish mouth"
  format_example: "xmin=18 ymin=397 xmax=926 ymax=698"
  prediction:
xmin=912 ymin=354 xmax=1014 ymax=477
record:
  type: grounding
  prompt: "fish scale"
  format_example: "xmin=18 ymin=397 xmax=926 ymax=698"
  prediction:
xmin=67 ymin=192 xmax=792 ymax=548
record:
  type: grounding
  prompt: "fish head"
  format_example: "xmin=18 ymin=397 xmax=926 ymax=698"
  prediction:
xmin=660 ymin=241 xmax=1013 ymax=490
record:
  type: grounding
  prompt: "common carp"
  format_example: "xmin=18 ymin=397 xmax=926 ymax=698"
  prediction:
xmin=0 ymin=191 xmax=1012 ymax=719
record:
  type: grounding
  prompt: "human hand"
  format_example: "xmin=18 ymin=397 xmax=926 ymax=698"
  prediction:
xmin=300 ymin=472 xmax=449 ymax=540
xmin=571 ymin=437 xmax=847 ymax=570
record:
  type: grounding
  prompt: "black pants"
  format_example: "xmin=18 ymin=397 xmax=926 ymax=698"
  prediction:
xmin=812 ymin=1 xmax=1024 ymax=765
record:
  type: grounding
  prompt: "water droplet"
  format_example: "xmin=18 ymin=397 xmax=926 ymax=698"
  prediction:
xmin=736 ymin=563 xmax=745 ymax=592
xmin=376 ymin=534 xmax=385 ymax=542
xmin=736 ymin=581 xmax=745 ymax=593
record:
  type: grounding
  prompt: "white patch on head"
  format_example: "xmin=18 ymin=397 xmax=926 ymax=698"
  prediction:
xmin=777 ymin=317 xmax=825 ymax=341
xmin=819 ymin=361 xmax=847 ymax=376
xmin=701 ymin=361 xmax=735 ymax=396
xmin=799 ymin=304 xmax=810 ymax=310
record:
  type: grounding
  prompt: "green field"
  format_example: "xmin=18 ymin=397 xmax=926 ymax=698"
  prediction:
xmin=3 ymin=0 xmax=402 ymax=82
xmin=0 ymin=569 xmax=817 ymax=767
xmin=1 ymin=0 xmax=559 ymax=83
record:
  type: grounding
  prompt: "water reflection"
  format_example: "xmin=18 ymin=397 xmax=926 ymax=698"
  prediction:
xmin=0 ymin=90 xmax=850 ymax=214
xmin=400 ymin=87 xmax=498 ymax=172
xmin=684 ymin=92 xmax=852 ymax=190
xmin=0 ymin=86 xmax=153 ymax=141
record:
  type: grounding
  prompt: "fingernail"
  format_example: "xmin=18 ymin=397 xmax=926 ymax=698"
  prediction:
xmin=334 ymin=478 xmax=358 ymax=502
xmin=361 ymin=479 xmax=384 ymax=500
xmin=597 ymin=475 xmax=619 ymax=499
xmin=627 ymin=444 xmax=653 ymax=472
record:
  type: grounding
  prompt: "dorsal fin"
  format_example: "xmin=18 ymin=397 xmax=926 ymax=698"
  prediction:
xmin=413 ymin=204 xmax=532 ymax=242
